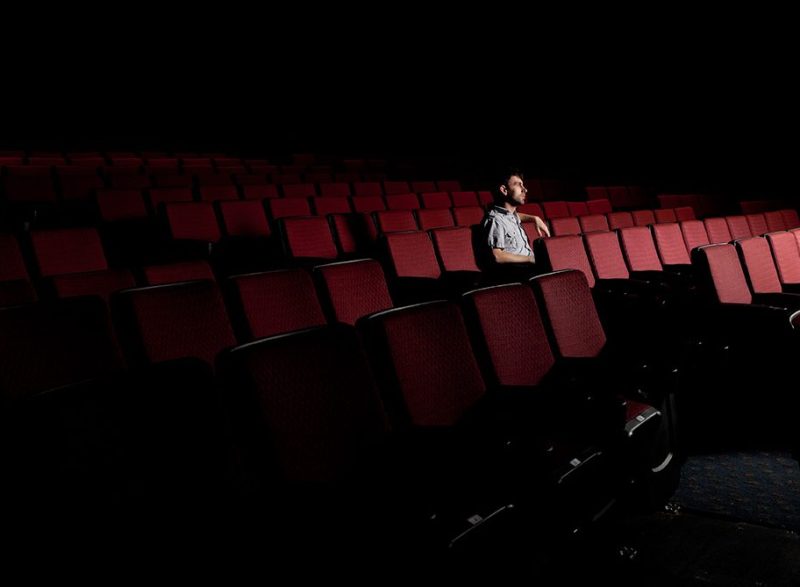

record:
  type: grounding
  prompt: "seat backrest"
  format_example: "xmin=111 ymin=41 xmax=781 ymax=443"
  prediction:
xmin=143 ymin=260 xmax=215 ymax=286
xmin=619 ymin=226 xmax=663 ymax=272
xmin=0 ymin=297 xmax=122 ymax=400
xmin=692 ymin=244 xmax=752 ymax=304
xmin=746 ymin=213 xmax=768 ymax=237
xmin=578 ymin=214 xmax=609 ymax=234
xmin=680 ymin=220 xmax=711 ymax=252
xmin=281 ymin=216 xmax=339 ymax=260
xmin=361 ymin=301 xmax=486 ymax=427
xmin=31 ymin=228 xmax=108 ymax=276
xmin=430 ymin=226 xmax=480 ymax=272
xmin=583 ymin=230 xmax=630 ymax=280
xmin=218 ymin=200 xmax=271 ymax=237
xmin=607 ymin=211 xmax=634 ymax=230
xmin=632 ymin=209 xmax=656 ymax=227
xmin=113 ymin=280 xmax=237 ymax=366
xmin=229 ymin=269 xmax=327 ymax=340
xmin=735 ymin=237 xmax=782 ymax=294
xmin=219 ymin=325 xmax=387 ymax=483
xmin=314 ymin=259 xmax=393 ymax=326
xmin=766 ymin=231 xmax=800 ymax=285
xmin=725 ymin=215 xmax=752 ymax=241
xmin=384 ymin=231 xmax=441 ymax=279
xmin=654 ymin=209 xmax=677 ymax=224
xmin=764 ymin=210 xmax=788 ymax=233
xmin=536 ymin=235 xmax=596 ymax=287
xmin=165 ymin=202 xmax=222 ymax=242
xmin=586 ymin=198 xmax=612 ymax=215
xmin=463 ymin=283 xmax=555 ymax=386
xmin=0 ymin=233 xmax=29 ymax=282
xmin=652 ymin=223 xmax=691 ymax=265
xmin=530 ymin=270 xmax=606 ymax=358
xmin=550 ymin=217 xmax=581 ymax=236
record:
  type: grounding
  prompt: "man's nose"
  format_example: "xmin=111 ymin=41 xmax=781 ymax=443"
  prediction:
xmin=522 ymin=186 xmax=527 ymax=193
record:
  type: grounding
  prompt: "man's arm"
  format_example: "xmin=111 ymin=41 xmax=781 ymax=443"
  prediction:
xmin=492 ymin=248 xmax=535 ymax=264
xmin=518 ymin=214 xmax=550 ymax=237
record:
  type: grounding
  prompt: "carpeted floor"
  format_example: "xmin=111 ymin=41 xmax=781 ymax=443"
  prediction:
xmin=673 ymin=451 xmax=800 ymax=532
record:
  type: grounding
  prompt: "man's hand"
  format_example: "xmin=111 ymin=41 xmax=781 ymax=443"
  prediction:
xmin=519 ymin=214 xmax=550 ymax=237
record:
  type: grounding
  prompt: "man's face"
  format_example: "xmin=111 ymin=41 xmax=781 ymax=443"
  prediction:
xmin=503 ymin=175 xmax=527 ymax=206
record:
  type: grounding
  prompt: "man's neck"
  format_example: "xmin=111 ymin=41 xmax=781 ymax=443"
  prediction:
xmin=502 ymin=201 xmax=518 ymax=214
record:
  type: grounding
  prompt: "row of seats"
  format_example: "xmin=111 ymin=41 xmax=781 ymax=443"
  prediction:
xmin=0 ymin=170 xmax=466 ymax=201
xmin=0 ymin=269 xmax=674 ymax=558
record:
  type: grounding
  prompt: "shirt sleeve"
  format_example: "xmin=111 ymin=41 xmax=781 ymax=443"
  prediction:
xmin=485 ymin=218 xmax=506 ymax=249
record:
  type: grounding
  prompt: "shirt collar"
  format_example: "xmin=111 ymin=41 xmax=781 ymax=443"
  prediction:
xmin=491 ymin=205 xmax=515 ymax=215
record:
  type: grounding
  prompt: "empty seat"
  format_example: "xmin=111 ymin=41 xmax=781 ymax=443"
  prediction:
xmin=607 ymin=212 xmax=635 ymax=230
xmin=96 ymin=189 xmax=149 ymax=221
xmin=242 ymin=184 xmax=280 ymax=200
xmin=0 ymin=297 xmax=122 ymax=401
xmin=529 ymin=271 xmax=666 ymax=444
xmin=653 ymin=209 xmax=677 ymax=224
xmin=420 ymin=192 xmax=451 ymax=209
xmin=586 ymin=198 xmax=613 ymax=215
xmin=453 ymin=206 xmax=484 ymax=226
xmin=704 ymin=217 xmax=733 ymax=244
xmin=218 ymin=200 xmax=271 ymax=237
xmin=764 ymin=211 xmax=787 ymax=232
xmin=416 ymin=209 xmax=454 ymax=231
xmin=282 ymin=183 xmax=317 ymax=198
xmin=268 ymin=198 xmax=311 ymax=221
xmin=312 ymin=197 xmax=352 ymax=216
xmin=318 ymin=182 xmax=352 ymax=197
xmin=766 ymin=232 xmax=800 ymax=289
xmin=385 ymin=193 xmax=420 ymax=210
xmin=280 ymin=217 xmax=339 ymax=260
xmin=746 ymin=213 xmax=768 ymax=236
xmin=384 ymin=180 xmax=411 ymax=195
xmin=733 ymin=237 xmax=800 ymax=310
xmin=550 ymin=217 xmax=581 ymax=236
xmin=578 ymin=214 xmax=609 ymax=234
xmin=148 ymin=187 xmax=194 ymax=209
xmin=430 ymin=226 xmax=482 ymax=273
xmin=680 ymin=220 xmax=711 ymax=252
xmin=451 ymin=191 xmax=479 ymax=207
xmin=567 ymin=202 xmax=589 ymax=217
xmin=112 ymin=280 xmax=236 ymax=367
xmin=218 ymin=325 xmax=387 ymax=485
xmin=535 ymin=235 xmax=595 ymax=287
xmin=652 ymin=223 xmax=691 ymax=267
xmin=31 ymin=228 xmax=109 ymax=276
xmin=632 ymin=210 xmax=656 ymax=227
xmin=165 ymin=202 xmax=221 ymax=243
xmin=375 ymin=210 xmax=418 ymax=234
xmin=543 ymin=201 xmax=569 ymax=219
xmin=143 ymin=260 xmax=215 ymax=285
xmin=314 ymin=259 xmax=393 ymax=325
xmin=51 ymin=269 xmax=136 ymax=302
xmin=436 ymin=180 xmax=462 ymax=192
xmin=199 ymin=185 xmax=239 ymax=202
xmin=725 ymin=216 xmax=752 ymax=241
xmin=780 ymin=209 xmax=800 ymax=229
xmin=351 ymin=196 xmax=386 ymax=214
xmin=0 ymin=234 xmax=35 ymax=306
xmin=411 ymin=181 xmax=437 ymax=193
xmin=353 ymin=181 xmax=383 ymax=197
xmin=228 ymin=269 xmax=326 ymax=340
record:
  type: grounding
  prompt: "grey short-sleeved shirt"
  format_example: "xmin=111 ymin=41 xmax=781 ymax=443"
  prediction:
xmin=482 ymin=205 xmax=534 ymax=258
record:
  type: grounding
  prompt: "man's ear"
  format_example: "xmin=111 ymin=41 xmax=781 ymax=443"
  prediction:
xmin=499 ymin=184 xmax=508 ymax=196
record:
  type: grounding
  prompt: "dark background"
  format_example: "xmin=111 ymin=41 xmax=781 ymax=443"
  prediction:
xmin=3 ymin=13 xmax=795 ymax=199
